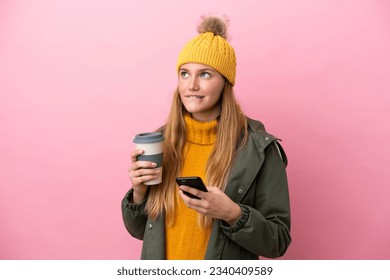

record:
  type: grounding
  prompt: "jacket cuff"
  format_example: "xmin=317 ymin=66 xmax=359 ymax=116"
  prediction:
xmin=220 ymin=204 xmax=250 ymax=233
xmin=123 ymin=188 xmax=148 ymax=212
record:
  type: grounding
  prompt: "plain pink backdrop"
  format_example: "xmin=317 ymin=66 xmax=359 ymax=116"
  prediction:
xmin=1 ymin=0 xmax=389 ymax=259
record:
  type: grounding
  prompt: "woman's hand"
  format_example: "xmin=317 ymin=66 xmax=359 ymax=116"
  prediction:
xmin=128 ymin=149 xmax=160 ymax=203
xmin=178 ymin=185 xmax=242 ymax=225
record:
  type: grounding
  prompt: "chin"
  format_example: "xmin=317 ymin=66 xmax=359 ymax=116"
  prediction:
xmin=183 ymin=106 xmax=201 ymax=114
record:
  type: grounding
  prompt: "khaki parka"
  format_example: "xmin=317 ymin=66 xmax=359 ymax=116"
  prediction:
xmin=121 ymin=117 xmax=292 ymax=259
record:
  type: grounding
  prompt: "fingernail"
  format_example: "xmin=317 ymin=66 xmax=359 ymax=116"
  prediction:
xmin=152 ymin=163 xmax=157 ymax=167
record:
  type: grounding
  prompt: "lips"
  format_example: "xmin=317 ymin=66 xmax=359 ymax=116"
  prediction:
xmin=186 ymin=95 xmax=205 ymax=99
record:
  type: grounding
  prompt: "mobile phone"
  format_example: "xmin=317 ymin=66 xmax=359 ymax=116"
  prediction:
xmin=175 ymin=176 xmax=208 ymax=199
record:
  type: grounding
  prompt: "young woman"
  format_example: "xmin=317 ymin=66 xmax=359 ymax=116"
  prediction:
xmin=121 ymin=16 xmax=292 ymax=260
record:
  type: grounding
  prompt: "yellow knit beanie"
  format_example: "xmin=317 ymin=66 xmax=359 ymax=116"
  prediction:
xmin=176 ymin=16 xmax=237 ymax=86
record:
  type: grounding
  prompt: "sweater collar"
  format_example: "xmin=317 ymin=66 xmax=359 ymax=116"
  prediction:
xmin=184 ymin=114 xmax=218 ymax=145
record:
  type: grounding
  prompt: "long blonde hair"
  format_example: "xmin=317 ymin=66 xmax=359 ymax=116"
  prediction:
xmin=146 ymin=82 xmax=248 ymax=228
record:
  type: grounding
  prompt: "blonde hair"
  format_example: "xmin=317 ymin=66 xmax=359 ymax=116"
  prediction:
xmin=145 ymin=82 xmax=248 ymax=228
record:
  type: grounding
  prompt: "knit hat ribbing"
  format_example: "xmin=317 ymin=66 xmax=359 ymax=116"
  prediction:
xmin=176 ymin=16 xmax=237 ymax=86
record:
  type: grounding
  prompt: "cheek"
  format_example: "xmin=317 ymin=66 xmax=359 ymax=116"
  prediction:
xmin=209 ymin=83 xmax=224 ymax=100
xmin=178 ymin=81 xmax=186 ymax=94
xmin=178 ymin=88 xmax=187 ymax=104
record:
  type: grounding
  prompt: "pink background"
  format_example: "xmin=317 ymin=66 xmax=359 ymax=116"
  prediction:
xmin=1 ymin=0 xmax=389 ymax=260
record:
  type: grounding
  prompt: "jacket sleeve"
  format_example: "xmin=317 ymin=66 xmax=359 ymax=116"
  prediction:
xmin=121 ymin=189 xmax=148 ymax=240
xmin=221 ymin=142 xmax=292 ymax=258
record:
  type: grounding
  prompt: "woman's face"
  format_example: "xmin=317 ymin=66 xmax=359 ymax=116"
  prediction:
xmin=178 ymin=63 xmax=225 ymax=122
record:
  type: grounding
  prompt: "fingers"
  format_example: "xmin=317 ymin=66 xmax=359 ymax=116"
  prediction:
xmin=179 ymin=189 xmax=203 ymax=208
xmin=131 ymin=149 xmax=144 ymax=163
xmin=129 ymin=165 xmax=159 ymax=184
xmin=178 ymin=186 xmax=234 ymax=221
xmin=129 ymin=149 xmax=160 ymax=186
xmin=130 ymin=168 xmax=159 ymax=180
xmin=130 ymin=149 xmax=157 ymax=171
xmin=129 ymin=159 xmax=157 ymax=171
xmin=179 ymin=185 xmax=207 ymax=200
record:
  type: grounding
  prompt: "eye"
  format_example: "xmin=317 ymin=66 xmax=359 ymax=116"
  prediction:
xmin=180 ymin=71 xmax=189 ymax=79
xmin=200 ymin=72 xmax=211 ymax=79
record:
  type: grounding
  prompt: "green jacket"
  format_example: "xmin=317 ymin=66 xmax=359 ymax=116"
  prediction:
xmin=121 ymin=117 xmax=291 ymax=259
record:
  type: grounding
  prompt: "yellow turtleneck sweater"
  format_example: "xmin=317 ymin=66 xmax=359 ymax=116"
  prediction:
xmin=165 ymin=115 xmax=217 ymax=260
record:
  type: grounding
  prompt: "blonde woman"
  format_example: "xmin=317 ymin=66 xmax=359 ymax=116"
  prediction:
xmin=122 ymin=16 xmax=291 ymax=260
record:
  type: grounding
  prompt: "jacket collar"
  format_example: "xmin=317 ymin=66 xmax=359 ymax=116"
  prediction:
xmin=224 ymin=117 xmax=278 ymax=201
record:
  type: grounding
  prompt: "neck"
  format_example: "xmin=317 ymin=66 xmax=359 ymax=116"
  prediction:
xmin=190 ymin=106 xmax=221 ymax=122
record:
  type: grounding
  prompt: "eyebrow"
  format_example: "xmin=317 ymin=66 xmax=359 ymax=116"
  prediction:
xmin=179 ymin=67 xmax=217 ymax=73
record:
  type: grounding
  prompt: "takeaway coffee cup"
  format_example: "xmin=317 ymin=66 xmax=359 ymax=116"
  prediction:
xmin=133 ymin=132 xmax=164 ymax=185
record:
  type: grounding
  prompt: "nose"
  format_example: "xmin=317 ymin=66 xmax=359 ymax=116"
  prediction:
xmin=189 ymin=77 xmax=199 ymax=91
